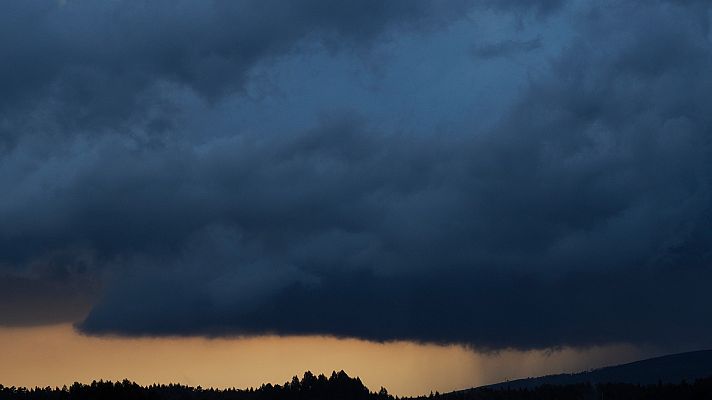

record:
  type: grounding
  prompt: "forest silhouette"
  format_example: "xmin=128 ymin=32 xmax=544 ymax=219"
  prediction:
xmin=2 ymin=371 xmax=712 ymax=400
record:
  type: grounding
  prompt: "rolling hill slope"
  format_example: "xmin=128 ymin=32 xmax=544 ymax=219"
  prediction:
xmin=483 ymin=349 xmax=712 ymax=390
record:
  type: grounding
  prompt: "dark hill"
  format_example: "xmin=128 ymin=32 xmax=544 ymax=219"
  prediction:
xmin=483 ymin=349 xmax=712 ymax=390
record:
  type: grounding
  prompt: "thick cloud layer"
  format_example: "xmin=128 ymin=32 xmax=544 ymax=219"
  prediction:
xmin=2 ymin=0 xmax=712 ymax=350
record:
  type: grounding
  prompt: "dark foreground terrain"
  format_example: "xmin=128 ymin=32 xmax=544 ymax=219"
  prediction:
xmin=2 ymin=372 xmax=712 ymax=400
xmin=0 ymin=371 xmax=388 ymax=400
xmin=2 ymin=350 xmax=712 ymax=400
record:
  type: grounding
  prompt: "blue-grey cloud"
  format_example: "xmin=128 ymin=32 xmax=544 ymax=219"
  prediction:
xmin=473 ymin=37 xmax=542 ymax=59
xmin=1 ymin=0 xmax=711 ymax=351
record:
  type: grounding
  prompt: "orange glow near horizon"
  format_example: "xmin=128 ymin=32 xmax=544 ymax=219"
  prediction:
xmin=0 ymin=324 xmax=651 ymax=396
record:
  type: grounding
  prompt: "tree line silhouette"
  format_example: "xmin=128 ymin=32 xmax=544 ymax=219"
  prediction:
xmin=2 ymin=372 xmax=712 ymax=400
xmin=0 ymin=371 xmax=393 ymax=400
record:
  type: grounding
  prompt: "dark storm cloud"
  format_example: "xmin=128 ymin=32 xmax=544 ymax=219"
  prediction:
xmin=0 ymin=0 xmax=475 ymax=148
xmin=472 ymin=37 xmax=542 ymax=59
xmin=482 ymin=0 xmax=564 ymax=16
xmin=2 ymin=0 xmax=712 ymax=350
xmin=0 ymin=251 xmax=97 ymax=326
xmin=0 ymin=273 xmax=96 ymax=327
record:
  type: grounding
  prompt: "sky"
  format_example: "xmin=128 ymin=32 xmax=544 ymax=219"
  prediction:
xmin=1 ymin=0 xmax=712 ymax=395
